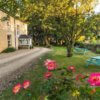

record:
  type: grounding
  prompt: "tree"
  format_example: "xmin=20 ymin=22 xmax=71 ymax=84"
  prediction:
xmin=41 ymin=0 xmax=96 ymax=57
xmin=86 ymin=13 xmax=100 ymax=39
xmin=0 ymin=0 xmax=20 ymax=17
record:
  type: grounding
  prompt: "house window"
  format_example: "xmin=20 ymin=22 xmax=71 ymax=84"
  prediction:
xmin=7 ymin=35 xmax=12 ymax=47
xmin=19 ymin=39 xmax=29 ymax=45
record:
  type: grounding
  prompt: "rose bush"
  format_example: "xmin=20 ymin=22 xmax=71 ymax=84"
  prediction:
xmin=12 ymin=80 xmax=31 ymax=94
xmin=12 ymin=59 xmax=100 ymax=100
xmin=42 ymin=59 xmax=100 ymax=100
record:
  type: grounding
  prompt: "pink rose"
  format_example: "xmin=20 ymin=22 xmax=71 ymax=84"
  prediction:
xmin=22 ymin=80 xmax=31 ymax=89
xmin=67 ymin=66 xmax=75 ymax=72
xmin=88 ymin=73 xmax=100 ymax=86
xmin=44 ymin=72 xmax=52 ymax=79
xmin=13 ymin=83 xmax=22 ymax=94
xmin=44 ymin=59 xmax=57 ymax=71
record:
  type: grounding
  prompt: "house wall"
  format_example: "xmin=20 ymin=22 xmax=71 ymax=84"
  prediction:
xmin=0 ymin=30 xmax=8 ymax=52
xmin=0 ymin=10 xmax=28 ymax=52
xmin=0 ymin=11 xmax=8 ymax=52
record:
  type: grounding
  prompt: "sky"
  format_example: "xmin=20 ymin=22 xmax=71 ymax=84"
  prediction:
xmin=94 ymin=0 xmax=100 ymax=13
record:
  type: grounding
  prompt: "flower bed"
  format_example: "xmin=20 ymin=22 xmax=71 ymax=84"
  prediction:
xmin=12 ymin=59 xmax=100 ymax=100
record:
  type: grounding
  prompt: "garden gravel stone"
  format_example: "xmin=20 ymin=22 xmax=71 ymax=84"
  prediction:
xmin=0 ymin=47 xmax=50 ymax=92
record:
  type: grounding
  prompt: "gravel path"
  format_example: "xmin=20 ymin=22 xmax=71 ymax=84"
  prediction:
xmin=0 ymin=47 xmax=50 ymax=78
xmin=0 ymin=47 xmax=50 ymax=91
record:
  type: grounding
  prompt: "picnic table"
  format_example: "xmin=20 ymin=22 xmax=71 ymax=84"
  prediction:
xmin=86 ymin=56 xmax=100 ymax=66
xmin=74 ymin=47 xmax=88 ymax=55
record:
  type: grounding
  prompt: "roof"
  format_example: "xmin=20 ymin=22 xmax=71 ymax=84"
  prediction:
xmin=19 ymin=35 xmax=32 ymax=39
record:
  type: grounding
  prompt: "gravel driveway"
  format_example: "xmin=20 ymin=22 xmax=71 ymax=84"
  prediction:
xmin=0 ymin=47 xmax=50 ymax=91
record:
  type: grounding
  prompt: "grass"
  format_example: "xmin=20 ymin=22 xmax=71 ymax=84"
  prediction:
xmin=0 ymin=46 xmax=100 ymax=100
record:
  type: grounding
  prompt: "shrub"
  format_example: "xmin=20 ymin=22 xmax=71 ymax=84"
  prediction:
xmin=11 ymin=59 xmax=100 ymax=100
xmin=75 ymin=42 xmax=85 ymax=48
xmin=41 ymin=59 xmax=100 ymax=100
xmin=2 ymin=47 xmax=16 ymax=53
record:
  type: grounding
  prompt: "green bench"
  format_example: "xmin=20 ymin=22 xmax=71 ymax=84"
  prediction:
xmin=86 ymin=56 xmax=100 ymax=66
xmin=74 ymin=47 xmax=88 ymax=55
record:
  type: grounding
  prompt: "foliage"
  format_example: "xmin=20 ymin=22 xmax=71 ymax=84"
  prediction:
xmin=42 ymin=59 xmax=100 ymax=100
xmin=0 ymin=0 xmax=20 ymax=17
xmin=86 ymin=14 xmax=100 ymax=39
xmin=2 ymin=47 xmax=16 ymax=53
xmin=96 ymin=48 xmax=100 ymax=54
xmin=75 ymin=42 xmax=85 ymax=48
xmin=26 ymin=0 xmax=97 ymax=57
xmin=77 ymin=36 xmax=85 ymax=42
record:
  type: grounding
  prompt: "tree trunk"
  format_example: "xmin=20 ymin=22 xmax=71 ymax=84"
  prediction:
xmin=44 ymin=35 xmax=50 ymax=47
xmin=66 ymin=42 xmax=74 ymax=57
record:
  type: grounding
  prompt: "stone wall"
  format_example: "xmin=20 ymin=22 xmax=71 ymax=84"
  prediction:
xmin=0 ymin=11 xmax=8 ymax=52
xmin=0 ymin=10 xmax=28 ymax=52
xmin=0 ymin=30 xmax=8 ymax=52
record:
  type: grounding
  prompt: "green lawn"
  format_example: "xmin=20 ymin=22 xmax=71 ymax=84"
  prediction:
xmin=0 ymin=46 xmax=100 ymax=100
